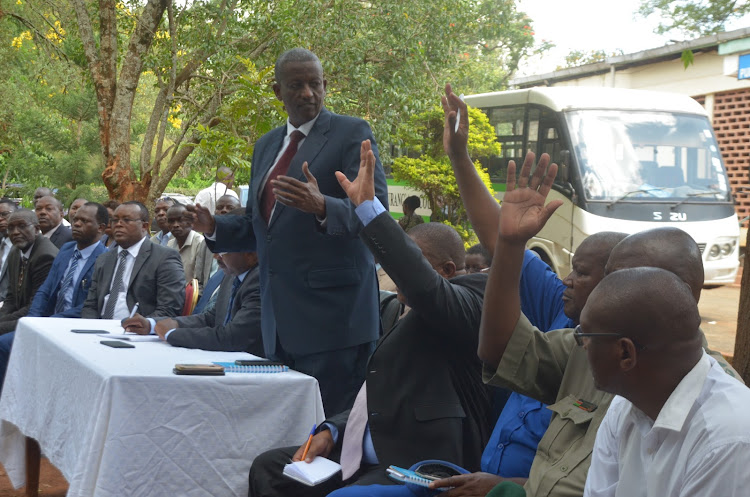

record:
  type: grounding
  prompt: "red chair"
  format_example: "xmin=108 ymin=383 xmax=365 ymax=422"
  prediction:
xmin=182 ymin=278 xmax=199 ymax=316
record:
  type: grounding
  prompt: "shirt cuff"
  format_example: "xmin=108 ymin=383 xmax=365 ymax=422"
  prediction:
xmin=320 ymin=422 xmax=339 ymax=444
xmin=354 ymin=197 xmax=386 ymax=227
xmin=164 ymin=329 xmax=176 ymax=340
xmin=147 ymin=318 xmax=156 ymax=335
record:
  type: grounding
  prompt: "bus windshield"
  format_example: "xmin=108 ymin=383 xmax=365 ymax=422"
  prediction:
xmin=566 ymin=110 xmax=731 ymax=203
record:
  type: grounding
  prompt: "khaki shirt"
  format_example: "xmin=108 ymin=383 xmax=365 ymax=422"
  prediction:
xmin=484 ymin=314 xmax=610 ymax=497
xmin=484 ymin=315 xmax=744 ymax=497
xmin=167 ymin=230 xmax=206 ymax=290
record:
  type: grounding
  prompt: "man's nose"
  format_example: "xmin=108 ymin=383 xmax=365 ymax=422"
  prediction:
xmin=300 ymin=84 xmax=313 ymax=98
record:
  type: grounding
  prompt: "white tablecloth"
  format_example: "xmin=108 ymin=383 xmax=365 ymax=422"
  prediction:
xmin=0 ymin=318 xmax=325 ymax=496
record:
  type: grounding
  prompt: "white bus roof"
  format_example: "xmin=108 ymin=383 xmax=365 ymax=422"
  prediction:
xmin=463 ymin=87 xmax=708 ymax=116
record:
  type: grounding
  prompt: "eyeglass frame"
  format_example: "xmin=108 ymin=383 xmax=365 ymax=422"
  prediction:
xmin=573 ymin=324 xmax=646 ymax=350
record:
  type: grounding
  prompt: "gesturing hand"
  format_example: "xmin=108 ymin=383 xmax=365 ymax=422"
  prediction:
xmin=498 ymin=151 xmax=563 ymax=245
xmin=335 ymin=140 xmax=376 ymax=207
xmin=272 ymin=163 xmax=326 ymax=217
xmin=185 ymin=203 xmax=216 ymax=235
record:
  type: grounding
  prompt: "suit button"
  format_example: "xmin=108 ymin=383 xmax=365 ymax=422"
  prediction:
xmin=518 ymin=411 xmax=525 ymax=417
xmin=561 ymin=466 xmax=568 ymax=472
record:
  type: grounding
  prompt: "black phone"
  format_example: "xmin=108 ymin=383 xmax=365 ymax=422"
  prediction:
xmin=234 ymin=359 xmax=286 ymax=366
xmin=71 ymin=329 xmax=109 ymax=334
xmin=414 ymin=463 xmax=462 ymax=480
xmin=100 ymin=340 xmax=135 ymax=348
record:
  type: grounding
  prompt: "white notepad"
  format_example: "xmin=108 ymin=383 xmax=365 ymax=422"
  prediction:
xmin=283 ymin=457 xmax=341 ymax=486
xmin=98 ymin=333 xmax=162 ymax=342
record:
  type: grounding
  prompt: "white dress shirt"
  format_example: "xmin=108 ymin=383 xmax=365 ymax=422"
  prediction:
xmin=102 ymin=236 xmax=146 ymax=319
xmin=584 ymin=352 xmax=750 ymax=497
xmin=0 ymin=236 xmax=12 ymax=273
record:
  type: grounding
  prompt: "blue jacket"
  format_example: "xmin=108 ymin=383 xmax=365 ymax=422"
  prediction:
xmin=28 ymin=240 xmax=108 ymax=318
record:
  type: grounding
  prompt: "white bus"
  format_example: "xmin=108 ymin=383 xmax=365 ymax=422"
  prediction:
xmin=463 ymin=87 xmax=739 ymax=286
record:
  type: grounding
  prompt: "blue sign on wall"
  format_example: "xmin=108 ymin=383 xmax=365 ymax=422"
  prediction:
xmin=739 ymin=53 xmax=750 ymax=80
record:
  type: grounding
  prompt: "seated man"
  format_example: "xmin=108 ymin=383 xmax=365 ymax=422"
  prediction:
xmin=81 ymin=201 xmax=185 ymax=319
xmin=36 ymin=196 xmax=73 ymax=249
xmin=67 ymin=198 xmax=88 ymax=224
xmin=150 ymin=196 xmax=175 ymax=247
xmin=123 ymin=242 xmax=262 ymax=356
xmin=583 ymin=268 xmax=750 ymax=496
xmin=0 ymin=202 xmax=108 ymax=387
xmin=0 ymin=210 xmax=58 ymax=334
xmin=0 ymin=199 xmax=18 ymax=303
xmin=166 ymin=203 xmax=208 ymax=292
xmin=215 ymin=194 xmax=241 ymax=216
xmin=247 ymin=140 xmax=492 ymax=497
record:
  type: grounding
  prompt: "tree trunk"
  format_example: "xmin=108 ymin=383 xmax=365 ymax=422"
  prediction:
xmin=734 ymin=229 xmax=750 ymax=382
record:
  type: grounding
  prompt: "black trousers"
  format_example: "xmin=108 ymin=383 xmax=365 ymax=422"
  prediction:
xmin=248 ymin=445 xmax=393 ymax=497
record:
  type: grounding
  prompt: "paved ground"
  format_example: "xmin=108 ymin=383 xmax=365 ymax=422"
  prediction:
xmin=0 ymin=283 xmax=742 ymax=496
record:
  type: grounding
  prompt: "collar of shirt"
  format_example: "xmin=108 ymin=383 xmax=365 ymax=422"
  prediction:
xmin=77 ymin=240 xmax=102 ymax=261
xmin=285 ymin=113 xmax=319 ymax=142
xmin=626 ymin=351 xmax=711 ymax=434
xmin=181 ymin=230 xmax=198 ymax=247
xmin=22 ymin=242 xmax=35 ymax=259
xmin=42 ymin=222 xmax=62 ymax=239
xmin=236 ymin=269 xmax=249 ymax=283
xmin=117 ymin=236 xmax=147 ymax=260
xmin=156 ymin=231 xmax=172 ymax=242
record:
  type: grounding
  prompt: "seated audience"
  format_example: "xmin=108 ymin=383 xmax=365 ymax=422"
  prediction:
xmin=100 ymin=199 xmax=120 ymax=248
xmin=0 ymin=199 xmax=18 ymax=303
xmin=81 ymin=201 xmax=184 ymax=319
xmin=67 ymin=198 xmax=88 ymax=224
xmin=0 ymin=202 xmax=108 ymax=388
xmin=166 ymin=203 xmax=208 ymax=292
xmin=150 ymin=196 xmax=175 ymax=247
xmin=0 ymin=210 xmax=58 ymax=334
xmin=124 ymin=236 xmax=262 ymax=356
xmin=215 ymin=194 xmax=241 ymax=216
xmin=247 ymin=141 xmax=492 ymax=497
xmin=36 ymin=196 xmax=73 ymax=249
xmin=583 ymin=268 xmax=750 ymax=496
xmin=194 ymin=166 xmax=238 ymax=214
xmin=465 ymin=243 xmax=492 ymax=273
xmin=397 ymin=195 xmax=423 ymax=232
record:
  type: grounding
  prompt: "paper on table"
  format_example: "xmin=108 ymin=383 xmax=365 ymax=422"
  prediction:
xmin=283 ymin=457 xmax=341 ymax=486
xmin=98 ymin=334 xmax=162 ymax=342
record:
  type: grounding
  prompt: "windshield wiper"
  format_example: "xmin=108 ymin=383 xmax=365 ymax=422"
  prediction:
xmin=607 ymin=188 xmax=666 ymax=208
xmin=669 ymin=190 xmax=726 ymax=210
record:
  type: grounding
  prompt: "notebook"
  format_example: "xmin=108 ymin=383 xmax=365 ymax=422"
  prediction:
xmin=98 ymin=333 xmax=161 ymax=342
xmin=387 ymin=465 xmax=448 ymax=491
xmin=212 ymin=361 xmax=289 ymax=373
xmin=282 ymin=457 xmax=341 ymax=486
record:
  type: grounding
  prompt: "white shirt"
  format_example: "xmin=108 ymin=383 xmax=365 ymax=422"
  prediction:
xmin=42 ymin=222 xmax=62 ymax=239
xmin=584 ymin=353 xmax=750 ymax=497
xmin=0 ymin=236 xmax=12 ymax=273
xmin=102 ymin=236 xmax=147 ymax=319
xmin=194 ymin=183 xmax=238 ymax=214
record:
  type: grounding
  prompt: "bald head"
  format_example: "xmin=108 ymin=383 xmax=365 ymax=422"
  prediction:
xmin=605 ymin=227 xmax=703 ymax=302
xmin=408 ymin=222 xmax=466 ymax=271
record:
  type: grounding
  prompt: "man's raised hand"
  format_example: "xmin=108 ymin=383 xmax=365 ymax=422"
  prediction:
xmin=185 ymin=203 xmax=216 ymax=235
xmin=499 ymin=151 xmax=563 ymax=245
xmin=442 ymin=83 xmax=469 ymax=160
xmin=335 ymin=140 xmax=376 ymax=207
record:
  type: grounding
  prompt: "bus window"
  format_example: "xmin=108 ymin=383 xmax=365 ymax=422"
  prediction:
xmin=485 ymin=106 xmax=527 ymax=182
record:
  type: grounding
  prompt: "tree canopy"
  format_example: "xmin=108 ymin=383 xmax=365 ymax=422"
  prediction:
xmin=639 ymin=0 xmax=750 ymax=37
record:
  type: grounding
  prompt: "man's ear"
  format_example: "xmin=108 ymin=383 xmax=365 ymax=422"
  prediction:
xmin=618 ymin=338 xmax=638 ymax=373
xmin=438 ymin=261 xmax=457 ymax=279
xmin=273 ymin=83 xmax=282 ymax=102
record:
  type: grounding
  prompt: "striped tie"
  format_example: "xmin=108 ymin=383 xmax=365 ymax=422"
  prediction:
xmin=54 ymin=250 xmax=82 ymax=314
xmin=102 ymin=250 xmax=129 ymax=319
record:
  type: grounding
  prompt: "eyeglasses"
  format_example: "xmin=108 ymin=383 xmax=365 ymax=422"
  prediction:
xmin=574 ymin=325 xmax=646 ymax=350
xmin=7 ymin=222 xmax=33 ymax=233
xmin=110 ymin=217 xmax=142 ymax=225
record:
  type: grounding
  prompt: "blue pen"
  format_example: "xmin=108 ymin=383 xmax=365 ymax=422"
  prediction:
xmin=300 ymin=423 xmax=317 ymax=460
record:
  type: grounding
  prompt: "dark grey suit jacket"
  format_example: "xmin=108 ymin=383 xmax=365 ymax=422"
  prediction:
xmin=48 ymin=225 xmax=73 ymax=249
xmin=81 ymin=238 xmax=185 ymax=318
xmin=325 ymin=212 xmax=492 ymax=476
xmin=0 ymin=235 xmax=58 ymax=334
xmin=165 ymin=266 xmax=262 ymax=356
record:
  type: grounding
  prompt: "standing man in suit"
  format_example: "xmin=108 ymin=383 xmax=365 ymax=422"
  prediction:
xmin=189 ymin=48 xmax=388 ymax=414
xmin=0 ymin=210 xmax=58 ymax=334
xmin=0 ymin=202 xmax=109 ymax=389
xmin=35 ymin=196 xmax=73 ymax=249
xmin=81 ymin=201 xmax=185 ymax=319
xmin=124 ymin=238 xmax=262 ymax=355
xmin=0 ymin=199 xmax=18 ymax=303
xmin=248 ymin=142 xmax=490 ymax=496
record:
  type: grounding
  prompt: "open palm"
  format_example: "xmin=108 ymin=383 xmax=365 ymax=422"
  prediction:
xmin=499 ymin=152 xmax=563 ymax=244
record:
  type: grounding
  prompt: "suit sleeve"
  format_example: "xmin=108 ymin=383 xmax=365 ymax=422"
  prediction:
xmin=27 ymin=256 xmax=65 ymax=317
xmin=167 ymin=271 xmax=261 ymax=353
xmin=322 ymin=119 xmax=388 ymax=238
xmin=149 ymin=249 xmax=186 ymax=318
xmin=0 ymin=251 xmax=56 ymax=332
xmin=360 ymin=211 xmax=481 ymax=352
